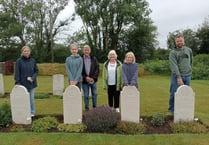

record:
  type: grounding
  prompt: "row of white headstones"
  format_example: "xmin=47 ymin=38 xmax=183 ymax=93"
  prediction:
xmin=0 ymin=74 xmax=195 ymax=125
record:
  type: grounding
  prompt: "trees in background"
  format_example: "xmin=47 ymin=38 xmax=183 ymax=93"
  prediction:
xmin=73 ymin=0 xmax=157 ymax=62
xmin=167 ymin=17 xmax=209 ymax=56
xmin=1 ymin=0 xmax=209 ymax=63
xmin=196 ymin=17 xmax=209 ymax=54
xmin=0 ymin=0 xmax=73 ymax=62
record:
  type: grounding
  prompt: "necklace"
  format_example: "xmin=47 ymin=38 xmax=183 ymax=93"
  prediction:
xmin=109 ymin=62 xmax=116 ymax=67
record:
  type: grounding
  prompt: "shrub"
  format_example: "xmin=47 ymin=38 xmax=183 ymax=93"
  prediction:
xmin=116 ymin=121 xmax=146 ymax=134
xmin=31 ymin=116 xmax=58 ymax=132
xmin=151 ymin=113 xmax=165 ymax=127
xmin=143 ymin=60 xmax=170 ymax=75
xmin=10 ymin=125 xmax=25 ymax=132
xmin=84 ymin=106 xmax=120 ymax=133
xmin=58 ymin=123 xmax=87 ymax=133
xmin=170 ymin=121 xmax=208 ymax=134
xmin=0 ymin=103 xmax=12 ymax=128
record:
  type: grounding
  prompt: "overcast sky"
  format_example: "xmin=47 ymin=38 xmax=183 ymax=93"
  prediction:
xmin=148 ymin=0 xmax=209 ymax=48
xmin=59 ymin=0 xmax=209 ymax=48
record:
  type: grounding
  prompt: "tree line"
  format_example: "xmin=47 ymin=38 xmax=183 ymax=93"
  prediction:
xmin=0 ymin=0 xmax=209 ymax=63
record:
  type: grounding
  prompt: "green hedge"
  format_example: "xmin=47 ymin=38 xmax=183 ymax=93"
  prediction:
xmin=36 ymin=54 xmax=209 ymax=80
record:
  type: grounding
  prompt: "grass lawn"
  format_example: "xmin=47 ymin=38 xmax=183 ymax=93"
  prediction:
xmin=1 ymin=133 xmax=209 ymax=145
xmin=1 ymin=75 xmax=209 ymax=145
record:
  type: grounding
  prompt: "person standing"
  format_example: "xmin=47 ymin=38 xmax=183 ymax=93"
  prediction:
xmin=168 ymin=34 xmax=193 ymax=115
xmin=82 ymin=45 xmax=99 ymax=111
xmin=14 ymin=46 xmax=39 ymax=117
xmin=122 ymin=51 xmax=138 ymax=89
xmin=66 ymin=44 xmax=83 ymax=89
xmin=102 ymin=50 xmax=122 ymax=112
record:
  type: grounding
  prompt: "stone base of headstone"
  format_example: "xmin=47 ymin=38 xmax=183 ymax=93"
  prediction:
xmin=63 ymin=85 xmax=82 ymax=124
xmin=174 ymin=85 xmax=195 ymax=123
xmin=10 ymin=85 xmax=32 ymax=124
xmin=53 ymin=74 xmax=64 ymax=96
xmin=121 ymin=86 xmax=140 ymax=123
xmin=0 ymin=73 xmax=4 ymax=95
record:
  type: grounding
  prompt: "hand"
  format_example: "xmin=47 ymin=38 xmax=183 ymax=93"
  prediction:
xmin=177 ymin=78 xmax=184 ymax=86
xmin=27 ymin=77 xmax=33 ymax=83
xmin=85 ymin=77 xmax=91 ymax=83
xmin=70 ymin=81 xmax=77 ymax=85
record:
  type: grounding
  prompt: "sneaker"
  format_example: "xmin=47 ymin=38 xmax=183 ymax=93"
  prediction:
xmin=31 ymin=114 xmax=35 ymax=117
xmin=115 ymin=108 xmax=120 ymax=113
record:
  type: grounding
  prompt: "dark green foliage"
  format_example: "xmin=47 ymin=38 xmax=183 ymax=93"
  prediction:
xmin=192 ymin=54 xmax=209 ymax=80
xmin=116 ymin=121 xmax=146 ymax=134
xmin=84 ymin=106 xmax=120 ymax=133
xmin=58 ymin=123 xmax=87 ymax=133
xmin=170 ymin=121 xmax=208 ymax=133
xmin=74 ymin=0 xmax=157 ymax=63
xmin=151 ymin=113 xmax=165 ymax=127
xmin=31 ymin=116 xmax=58 ymax=132
xmin=0 ymin=103 xmax=12 ymax=128
xmin=144 ymin=60 xmax=170 ymax=75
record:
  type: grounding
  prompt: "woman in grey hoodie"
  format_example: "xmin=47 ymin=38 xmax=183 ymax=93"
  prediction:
xmin=66 ymin=44 xmax=83 ymax=89
xmin=122 ymin=51 xmax=138 ymax=89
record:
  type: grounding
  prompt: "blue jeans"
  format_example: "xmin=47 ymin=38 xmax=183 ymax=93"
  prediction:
xmin=82 ymin=82 xmax=97 ymax=110
xmin=168 ymin=75 xmax=191 ymax=112
xmin=29 ymin=88 xmax=35 ymax=115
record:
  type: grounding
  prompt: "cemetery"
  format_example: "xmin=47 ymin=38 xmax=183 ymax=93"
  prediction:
xmin=0 ymin=70 xmax=208 ymax=135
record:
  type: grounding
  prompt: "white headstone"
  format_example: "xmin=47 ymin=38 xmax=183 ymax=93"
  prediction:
xmin=53 ymin=74 xmax=64 ymax=96
xmin=63 ymin=85 xmax=82 ymax=124
xmin=0 ymin=73 xmax=4 ymax=95
xmin=174 ymin=85 xmax=195 ymax=123
xmin=10 ymin=85 xmax=31 ymax=124
xmin=121 ymin=86 xmax=140 ymax=122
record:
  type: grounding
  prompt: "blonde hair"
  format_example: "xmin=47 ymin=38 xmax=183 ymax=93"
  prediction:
xmin=108 ymin=50 xmax=117 ymax=59
xmin=124 ymin=51 xmax=136 ymax=63
xmin=21 ymin=46 xmax=31 ymax=56
xmin=70 ymin=43 xmax=78 ymax=49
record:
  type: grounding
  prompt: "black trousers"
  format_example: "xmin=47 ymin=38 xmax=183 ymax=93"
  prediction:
xmin=107 ymin=85 xmax=120 ymax=108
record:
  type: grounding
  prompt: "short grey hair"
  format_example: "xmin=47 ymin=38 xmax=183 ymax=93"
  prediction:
xmin=83 ymin=45 xmax=91 ymax=51
xmin=108 ymin=50 xmax=117 ymax=59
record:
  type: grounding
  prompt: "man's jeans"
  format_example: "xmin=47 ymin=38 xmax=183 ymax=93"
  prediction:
xmin=168 ymin=75 xmax=191 ymax=112
xmin=82 ymin=82 xmax=97 ymax=110
xmin=29 ymin=88 xmax=35 ymax=115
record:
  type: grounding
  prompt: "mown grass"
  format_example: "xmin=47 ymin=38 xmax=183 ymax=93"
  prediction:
xmin=1 ymin=75 xmax=209 ymax=145
xmin=0 ymin=133 xmax=209 ymax=145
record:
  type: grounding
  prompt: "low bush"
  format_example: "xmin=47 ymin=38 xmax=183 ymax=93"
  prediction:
xmin=58 ymin=123 xmax=87 ymax=133
xmin=151 ymin=113 xmax=165 ymax=127
xmin=84 ymin=106 xmax=120 ymax=133
xmin=0 ymin=103 xmax=12 ymax=128
xmin=143 ymin=60 xmax=170 ymax=75
xmin=31 ymin=116 xmax=58 ymax=132
xmin=116 ymin=121 xmax=146 ymax=134
xmin=10 ymin=125 xmax=25 ymax=132
xmin=170 ymin=121 xmax=208 ymax=133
